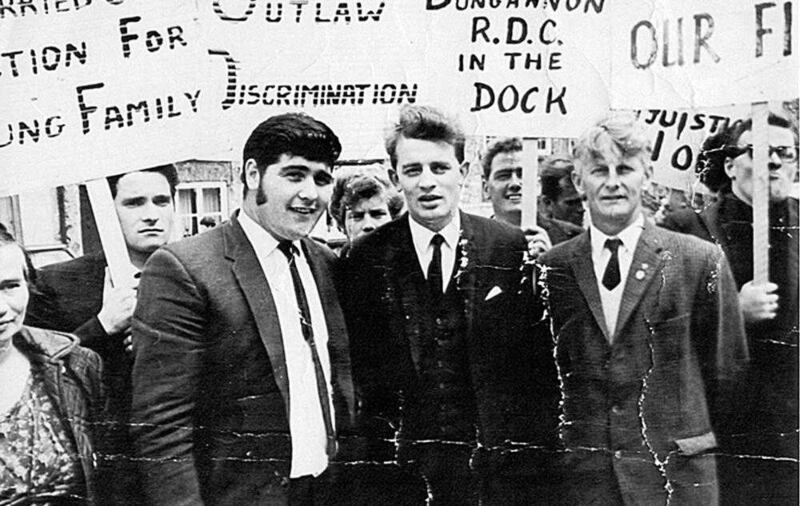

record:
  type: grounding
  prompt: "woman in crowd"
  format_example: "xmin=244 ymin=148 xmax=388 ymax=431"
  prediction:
xmin=0 ymin=230 xmax=105 ymax=505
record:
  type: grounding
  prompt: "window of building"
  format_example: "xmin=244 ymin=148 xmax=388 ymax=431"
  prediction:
xmin=176 ymin=182 xmax=228 ymax=237
xmin=0 ymin=195 xmax=21 ymax=240
xmin=537 ymin=138 xmax=550 ymax=152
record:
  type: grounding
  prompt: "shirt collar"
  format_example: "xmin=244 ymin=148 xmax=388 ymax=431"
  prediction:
xmin=238 ymin=209 xmax=286 ymax=256
xmin=409 ymin=212 xmax=461 ymax=252
xmin=589 ymin=213 xmax=645 ymax=254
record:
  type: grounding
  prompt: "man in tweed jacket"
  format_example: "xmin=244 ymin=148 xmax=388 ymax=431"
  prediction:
xmin=538 ymin=115 xmax=748 ymax=505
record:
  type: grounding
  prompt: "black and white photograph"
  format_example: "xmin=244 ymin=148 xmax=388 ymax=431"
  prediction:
xmin=1 ymin=1 xmax=797 ymax=504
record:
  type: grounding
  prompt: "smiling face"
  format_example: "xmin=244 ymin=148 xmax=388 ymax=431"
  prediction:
xmin=245 ymin=153 xmax=333 ymax=241
xmin=483 ymin=151 xmax=524 ymax=225
xmin=392 ymin=136 xmax=467 ymax=232
xmin=725 ymin=125 xmax=798 ymax=205
xmin=573 ymin=149 xmax=651 ymax=236
xmin=0 ymin=244 xmax=29 ymax=348
xmin=114 ymin=171 xmax=175 ymax=259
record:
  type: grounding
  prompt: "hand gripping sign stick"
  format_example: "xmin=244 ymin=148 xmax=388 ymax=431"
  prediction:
xmin=520 ymin=138 xmax=540 ymax=229
xmin=85 ymin=178 xmax=139 ymax=289
xmin=751 ymin=102 xmax=770 ymax=285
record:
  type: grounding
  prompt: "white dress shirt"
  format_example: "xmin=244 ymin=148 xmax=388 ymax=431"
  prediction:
xmin=409 ymin=212 xmax=461 ymax=293
xmin=589 ymin=215 xmax=645 ymax=339
xmin=238 ymin=211 xmax=333 ymax=478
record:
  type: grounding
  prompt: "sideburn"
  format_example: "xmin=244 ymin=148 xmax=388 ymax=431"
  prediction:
xmin=255 ymin=184 xmax=268 ymax=206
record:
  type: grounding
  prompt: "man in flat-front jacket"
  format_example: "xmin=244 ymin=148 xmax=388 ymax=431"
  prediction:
xmin=131 ymin=113 xmax=355 ymax=505
xmin=538 ymin=115 xmax=748 ymax=505
xmin=340 ymin=105 xmax=556 ymax=505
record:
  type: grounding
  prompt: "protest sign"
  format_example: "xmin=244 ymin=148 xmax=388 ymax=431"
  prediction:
xmin=197 ymin=0 xmax=613 ymax=160
xmin=610 ymin=0 xmax=798 ymax=109
xmin=635 ymin=104 xmax=749 ymax=190
xmin=4 ymin=1 xmax=794 ymax=192
xmin=0 ymin=0 xmax=211 ymax=197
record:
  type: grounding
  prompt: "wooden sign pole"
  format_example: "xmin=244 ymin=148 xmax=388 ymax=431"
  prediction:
xmin=751 ymin=102 xmax=770 ymax=285
xmin=520 ymin=138 xmax=540 ymax=229
xmin=85 ymin=178 xmax=138 ymax=288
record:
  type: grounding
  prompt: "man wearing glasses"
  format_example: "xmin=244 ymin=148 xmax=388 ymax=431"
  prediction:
xmin=662 ymin=112 xmax=798 ymax=505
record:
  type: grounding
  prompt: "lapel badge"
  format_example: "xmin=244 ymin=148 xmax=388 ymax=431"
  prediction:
xmin=635 ymin=269 xmax=646 ymax=280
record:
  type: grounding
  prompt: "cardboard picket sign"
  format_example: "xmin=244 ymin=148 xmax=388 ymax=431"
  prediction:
xmin=0 ymin=0 xmax=213 ymax=197
xmin=196 ymin=1 xmax=614 ymax=161
xmin=634 ymin=105 xmax=749 ymax=191
xmin=609 ymin=0 xmax=798 ymax=109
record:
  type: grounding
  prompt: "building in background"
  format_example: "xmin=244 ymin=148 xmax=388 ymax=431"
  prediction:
xmin=2 ymin=138 xmax=573 ymax=268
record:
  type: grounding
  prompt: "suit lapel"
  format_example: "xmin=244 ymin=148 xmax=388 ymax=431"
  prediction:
xmin=225 ymin=218 xmax=291 ymax=418
xmin=458 ymin=212 xmax=482 ymax=339
xmin=301 ymin=238 xmax=356 ymax=429
xmin=568 ymin=232 xmax=613 ymax=342
xmin=393 ymin=218 xmax=426 ymax=372
xmin=613 ymin=224 xmax=664 ymax=340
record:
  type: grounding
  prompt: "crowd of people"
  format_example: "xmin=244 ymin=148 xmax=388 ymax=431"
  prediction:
xmin=0 ymin=104 xmax=796 ymax=505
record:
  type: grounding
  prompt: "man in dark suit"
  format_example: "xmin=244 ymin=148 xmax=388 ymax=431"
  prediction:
xmin=341 ymin=106 xmax=555 ymax=505
xmin=661 ymin=112 xmax=798 ymax=504
xmin=25 ymin=164 xmax=178 ymax=504
xmin=130 ymin=113 xmax=355 ymax=505
xmin=538 ymin=114 xmax=748 ymax=505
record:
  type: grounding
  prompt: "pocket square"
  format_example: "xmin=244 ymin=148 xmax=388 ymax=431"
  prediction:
xmin=484 ymin=286 xmax=503 ymax=301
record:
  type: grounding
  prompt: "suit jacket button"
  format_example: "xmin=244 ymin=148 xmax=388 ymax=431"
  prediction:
xmin=613 ymin=450 xmax=623 ymax=459
xmin=611 ymin=405 xmax=623 ymax=415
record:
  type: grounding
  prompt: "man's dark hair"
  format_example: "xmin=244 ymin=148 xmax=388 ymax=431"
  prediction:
xmin=107 ymin=164 xmax=179 ymax=199
xmin=481 ymin=137 xmax=522 ymax=180
xmin=540 ymin=155 xmax=576 ymax=201
xmin=241 ymin=113 xmax=342 ymax=196
xmin=385 ymin=105 xmax=465 ymax=169
xmin=329 ymin=167 xmax=403 ymax=229
xmin=697 ymin=113 xmax=797 ymax=193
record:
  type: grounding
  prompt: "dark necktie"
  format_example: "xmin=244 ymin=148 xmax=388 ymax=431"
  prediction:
xmin=427 ymin=234 xmax=445 ymax=299
xmin=602 ymin=238 xmax=623 ymax=290
xmin=277 ymin=240 xmax=336 ymax=458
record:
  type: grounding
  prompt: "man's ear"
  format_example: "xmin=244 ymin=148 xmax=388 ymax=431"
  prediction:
xmin=482 ymin=178 xmax=490 ymax=200
xmin=643 ymin=163 xmax=654 ymax=189
xmin=571 ymin=169 xmax=584 ymax=196
xmin=459 ymin=161 xmax=470 ymax=179
xmin=388 ymin=166 xmax=400 ymax=188
xmin=244 ymin=159 xmax=261 ymax=192
xmin=723 ymin=156 xmax=736 ymax=179
xmin=457 ymin=161 xmax=470 ymax=190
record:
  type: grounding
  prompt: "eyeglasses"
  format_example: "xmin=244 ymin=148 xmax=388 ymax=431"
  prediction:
xmin=731 ymin=144 xmax=799 ymax=163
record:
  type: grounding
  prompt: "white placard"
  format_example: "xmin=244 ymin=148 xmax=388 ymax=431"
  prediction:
xmin=197 ymin=1 xmax=614 ymax=160
xmin=610 ymin=0 xmax=799 ymax=109
xmin=0 ymin=0 xmax=213 ymax=197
